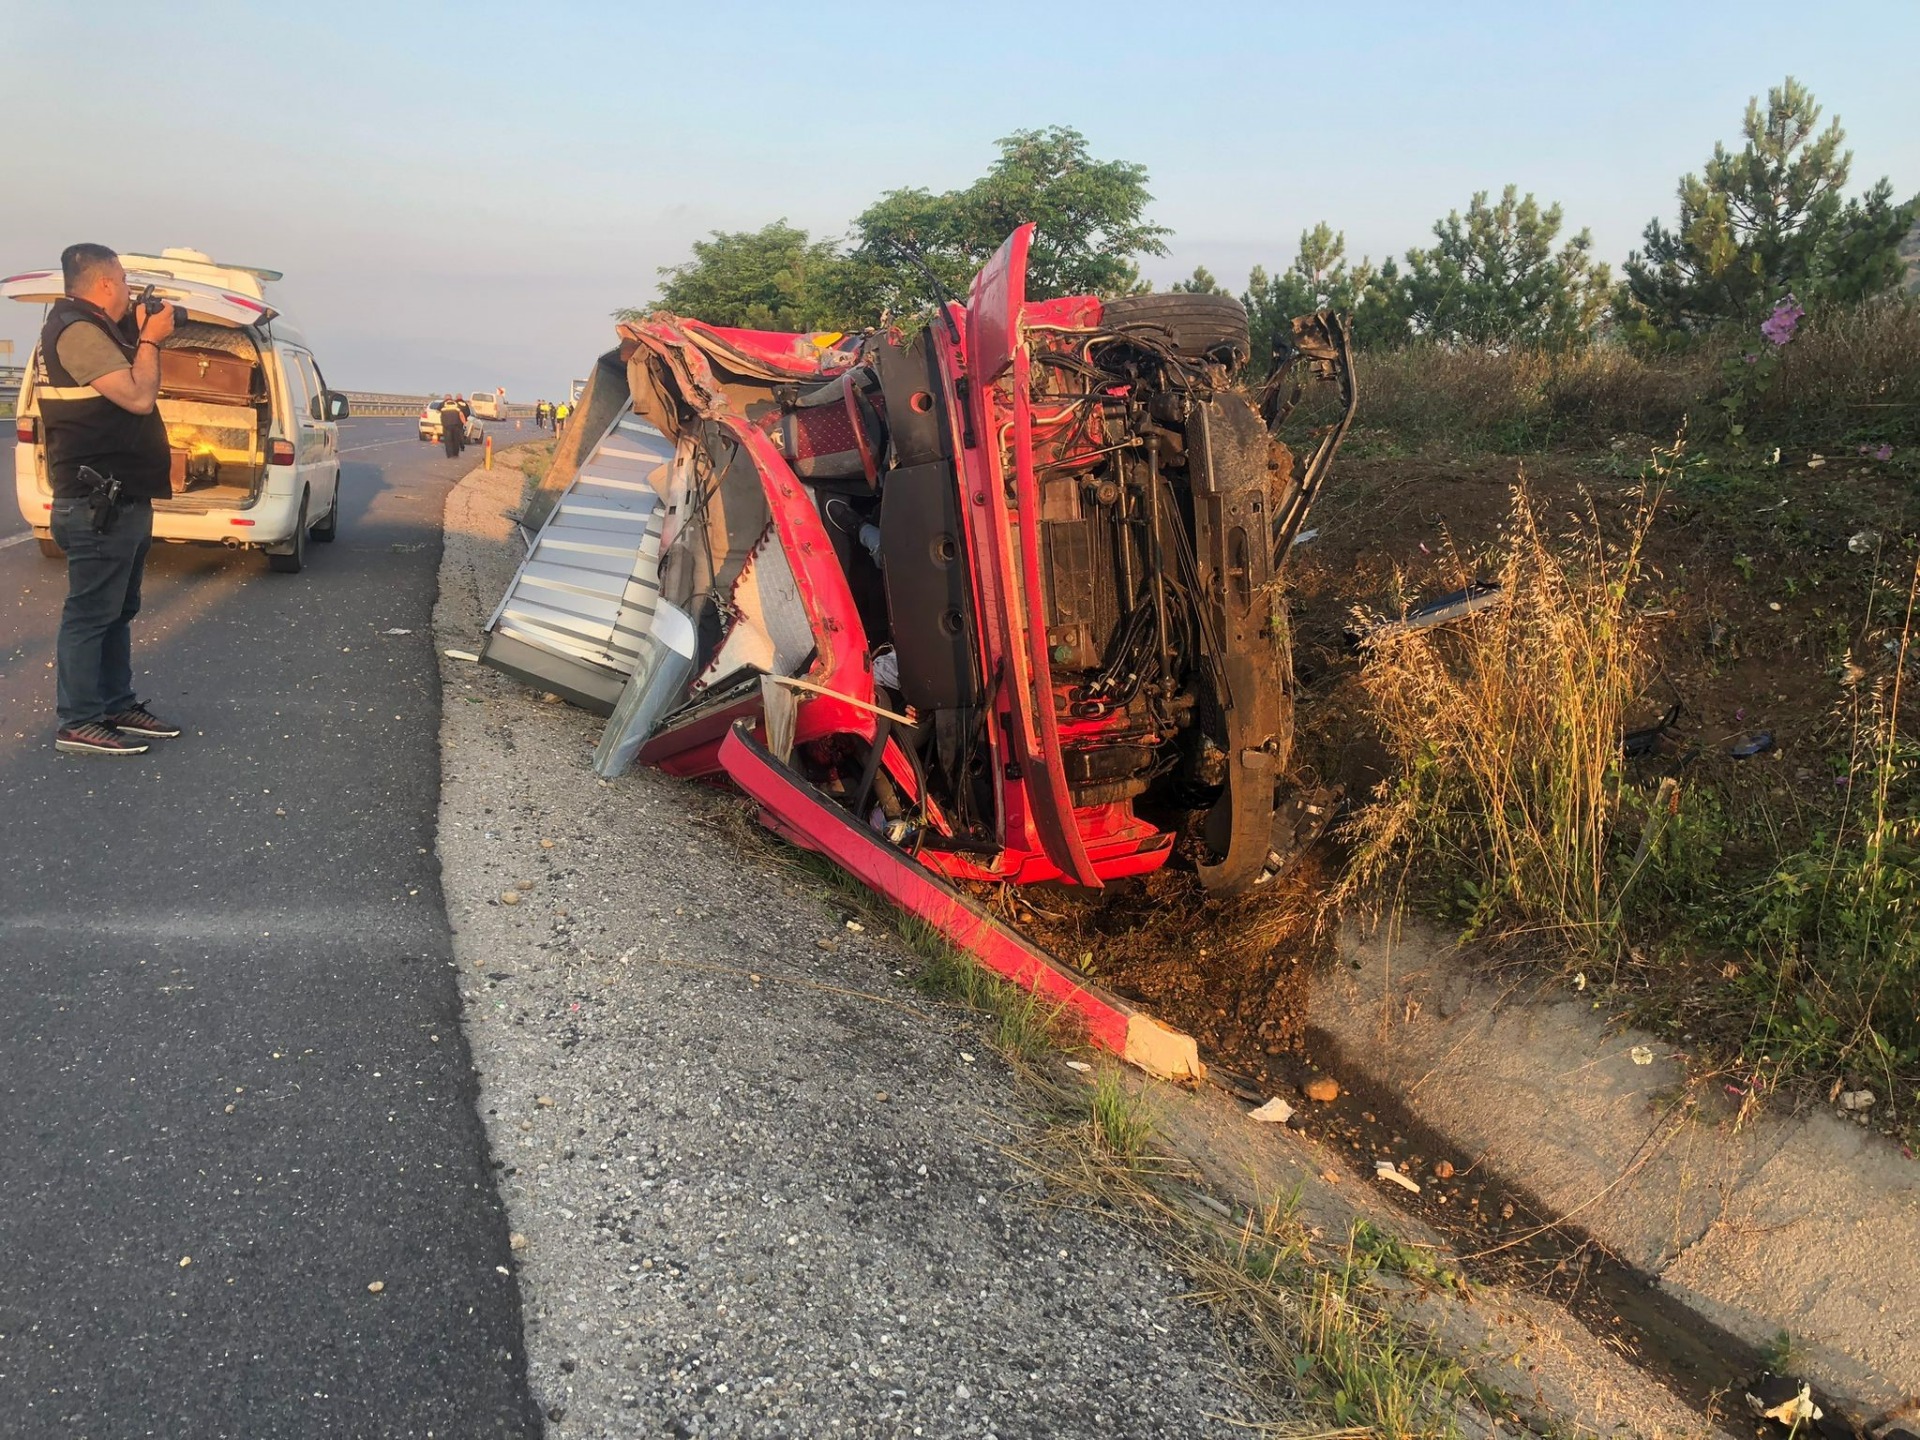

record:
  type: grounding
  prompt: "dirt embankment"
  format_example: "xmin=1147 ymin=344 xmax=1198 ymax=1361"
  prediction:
xmin=1030 ymin=447 xmax=1920 ymax=1415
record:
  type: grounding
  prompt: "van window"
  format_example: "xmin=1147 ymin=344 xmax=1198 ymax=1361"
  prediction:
xmin=280 ymin=350 xmax=314 ymax=426
xmin=295 ymin=355 xmax=326 ymax=421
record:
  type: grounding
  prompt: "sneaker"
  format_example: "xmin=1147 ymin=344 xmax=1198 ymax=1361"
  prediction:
xmin=56 ymin=721 xmax=150 ymax=756
xmin=103 ymin=703 xmax=182 ymax=738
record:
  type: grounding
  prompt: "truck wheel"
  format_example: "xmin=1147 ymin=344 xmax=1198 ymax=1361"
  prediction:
xmin=38 ymin=537 xmax=64 ymax=560
xmin=268 ymin=495 xmax=309 ymax=574
xmin=313 ymin=484 xmax=340 ymax=542
xmin=1100 ymin=293 xmax=1251 ymax=370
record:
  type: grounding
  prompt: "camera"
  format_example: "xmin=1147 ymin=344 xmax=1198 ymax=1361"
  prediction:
xmin=132 ymin=284 xmax=186 ymax=327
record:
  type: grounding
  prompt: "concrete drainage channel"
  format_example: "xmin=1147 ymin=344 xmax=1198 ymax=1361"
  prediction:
xmin=432 ymin=453 xmax=1920 ymax=1440
xmin=1311 ymin=925 xmax=1920 ymax=1417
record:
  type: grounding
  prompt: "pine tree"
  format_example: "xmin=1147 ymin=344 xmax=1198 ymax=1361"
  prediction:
xmin=1619 ymin=78 xmax=1914 ymax=337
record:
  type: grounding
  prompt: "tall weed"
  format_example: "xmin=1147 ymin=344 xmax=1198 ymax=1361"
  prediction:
xmin=1731 ymin=553 xmax=1920 ymax=1080
xmin=1339 ymin=479 xmax=1662 ymax=955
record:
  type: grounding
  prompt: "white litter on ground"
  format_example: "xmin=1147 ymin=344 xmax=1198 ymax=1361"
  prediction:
xmin=1374 ymin=1161 xmax=1422 ymax=1195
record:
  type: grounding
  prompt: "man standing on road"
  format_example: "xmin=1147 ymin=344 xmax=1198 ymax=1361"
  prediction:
xmin=553 ymin=400 xmax=569 ymax=438
xmin=38 ymin=243 xmax=185 ymax=757
xmin=439 ymin=393 xmax=467 ymax=459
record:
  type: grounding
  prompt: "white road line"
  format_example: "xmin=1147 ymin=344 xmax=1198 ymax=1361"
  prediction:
xmin=0 ymin=531 xmax=33 ymax=551
xmin=339 ymin=437 xmax=418 ymax=454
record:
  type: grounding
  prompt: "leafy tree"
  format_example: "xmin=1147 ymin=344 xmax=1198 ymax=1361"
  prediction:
xmin=1619 ymin=78 xmax=1915 ymax=336
xmin=843 ymin=126 xmax=1169 ymax=316
xmin=636 ymin=129 xmax=1170 ymax=328
xmin=1401 ymin=186 xmax=1611 ymax=347
xmin=1170 ymin=265 xmax=1227 ymax=295
xmin=631 ymin=221 xmax=849 ymax=330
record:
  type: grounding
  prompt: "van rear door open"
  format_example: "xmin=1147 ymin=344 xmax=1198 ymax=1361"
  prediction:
xmin=1 ymin=270 xmax=278 ymax=328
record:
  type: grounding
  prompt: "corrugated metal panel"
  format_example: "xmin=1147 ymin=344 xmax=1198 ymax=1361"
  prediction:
xmin=483 ymin=413 xmax=674 ymax=689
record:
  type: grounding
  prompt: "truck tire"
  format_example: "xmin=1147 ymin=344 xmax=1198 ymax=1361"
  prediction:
xmin=1100 ymin=293 xmax=1251 ymax=369
xmin=268 ymin=494 xmax=308 ymax=574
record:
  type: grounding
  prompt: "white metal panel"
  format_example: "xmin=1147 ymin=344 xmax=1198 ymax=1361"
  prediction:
xmin=482 ymin=412 xmax=675 ymax=688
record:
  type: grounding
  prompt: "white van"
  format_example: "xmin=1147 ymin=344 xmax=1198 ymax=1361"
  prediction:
xmin=470 ymin=388 xmax=505 ymax=420
xmin=5 ymin=248 xmax=344 ymax=574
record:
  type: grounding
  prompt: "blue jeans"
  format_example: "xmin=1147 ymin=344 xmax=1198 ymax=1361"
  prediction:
xmin=50 ymin=496 xmax=153 ymax=728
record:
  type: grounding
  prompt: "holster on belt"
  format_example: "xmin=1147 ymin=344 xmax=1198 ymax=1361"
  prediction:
xmin=76 ymin=464 xmax=124 ymax=534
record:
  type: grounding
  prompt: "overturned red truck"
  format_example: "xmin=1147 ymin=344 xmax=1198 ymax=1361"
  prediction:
xmin=483 ymin=225 xmax=1354 ymax=1075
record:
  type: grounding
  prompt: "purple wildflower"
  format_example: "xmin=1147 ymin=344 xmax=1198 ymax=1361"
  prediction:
xmin=1760 ymin=294 xmax=1804 ymax=348
xmin=1874 ymin=443 xmax=1894 ymax=462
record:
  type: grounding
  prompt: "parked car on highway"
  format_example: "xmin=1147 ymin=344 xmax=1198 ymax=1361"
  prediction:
xmin=418 ymin=399 xmax=483 ymax=444
xmin=6 ymin=247 xmax=346 ymax=574
xmin=470 ymin=388 xmax=506 ymax=420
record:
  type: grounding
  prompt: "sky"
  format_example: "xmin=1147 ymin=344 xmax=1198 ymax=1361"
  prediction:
xmin=2 ymin=0 xmax=1915 ymax=399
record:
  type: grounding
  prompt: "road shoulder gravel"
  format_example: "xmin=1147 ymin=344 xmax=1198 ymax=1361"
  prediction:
xmin=434 ymin=460 xmax=1267 ymax=1438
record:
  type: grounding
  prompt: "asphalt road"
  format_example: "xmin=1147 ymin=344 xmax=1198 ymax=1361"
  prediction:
xmin=0 ymin=417 xmax=542 ymax=1436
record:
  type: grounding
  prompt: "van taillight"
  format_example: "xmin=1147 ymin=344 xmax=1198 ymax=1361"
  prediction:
xmin=14 ymin=418 xmax=35 ymax=445
xmin=269 ymin=439 xmax=295 ymax=466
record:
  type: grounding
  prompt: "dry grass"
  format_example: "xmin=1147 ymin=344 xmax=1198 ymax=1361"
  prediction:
xmin=1348 ymin=296 xmax=1920 ymax=455
xmin=1338 ymin=477 xmax=1663 ymax=956
xmin=1016 ymin=1111 xmax=1482 ymax=1439
xmin=1766 ymin=294 xmax=1920 ymax=446
xmin=1354 ymin=344 xmax=1702 ymax=453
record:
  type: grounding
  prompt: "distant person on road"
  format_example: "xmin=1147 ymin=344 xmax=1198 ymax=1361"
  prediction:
xmin=37 ymin=243 xmax=186 ymax=757
xmin=439 ymin=394 xmax=466 ymax=459
xmin=554 ymin=401 xmax=570 ymax=438
xmin=535 ymin=399 xmax=549 ymax=431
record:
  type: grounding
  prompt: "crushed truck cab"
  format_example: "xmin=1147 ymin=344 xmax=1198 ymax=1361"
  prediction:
xmin=481 ymin=225 xmax=1354 ymax=1064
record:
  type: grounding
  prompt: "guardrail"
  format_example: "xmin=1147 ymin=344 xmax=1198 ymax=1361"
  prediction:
xmin=340 ymin=390 xmax=428 ymax=418
xmin=340 ymin=391 xmax=537 ymax=420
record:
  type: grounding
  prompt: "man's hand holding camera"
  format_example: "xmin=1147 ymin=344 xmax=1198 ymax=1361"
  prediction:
xmin=134 ymin=291 xmax=178 ymax=348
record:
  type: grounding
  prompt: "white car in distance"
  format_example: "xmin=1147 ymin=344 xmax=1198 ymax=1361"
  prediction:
xmin=418 ymin=399 xmax=483 ymax=444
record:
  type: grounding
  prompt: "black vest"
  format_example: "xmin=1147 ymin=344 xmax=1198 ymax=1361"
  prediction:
xmin=37 ymin=298 xmax=172 ymax=500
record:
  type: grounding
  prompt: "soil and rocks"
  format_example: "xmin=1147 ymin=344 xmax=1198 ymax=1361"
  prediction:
xmin=434 ymin=459 xmax=1269 ymax=1438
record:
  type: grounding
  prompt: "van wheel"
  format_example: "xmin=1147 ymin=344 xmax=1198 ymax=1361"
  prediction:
xmin=38 ymin=537 xmax=65 ymax=560
xmin=268 ymin=495 xmax=309 ymax=574
xmin=313 ymin=486 xmax=340 ymax=542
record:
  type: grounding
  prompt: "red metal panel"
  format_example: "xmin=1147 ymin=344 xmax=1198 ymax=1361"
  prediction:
xmin=966 ymin=224 xmax=1032 ymax=385
xmin=717 ymin=722 xmax=1133 ymax=1056
xmin=1007 ymin=349 xmax=1100 ymax=888
xmin=927 ymin=318 xmax=1037 ymax=861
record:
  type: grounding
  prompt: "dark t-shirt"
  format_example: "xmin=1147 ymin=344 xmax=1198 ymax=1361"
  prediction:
xmin=54 ymin=323 xmax=132 ymax=387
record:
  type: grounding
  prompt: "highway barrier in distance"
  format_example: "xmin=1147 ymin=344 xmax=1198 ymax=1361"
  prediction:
xmin=341 ymin=391 xmax=537 ymax=419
